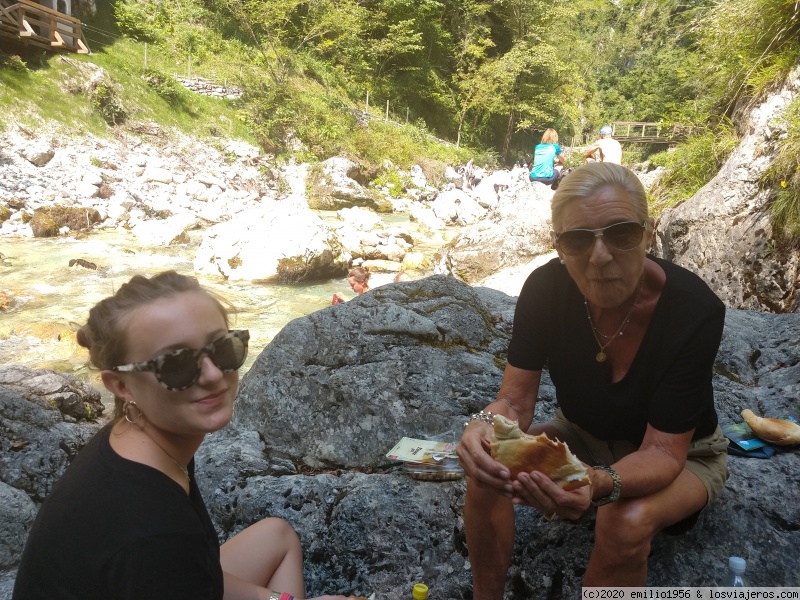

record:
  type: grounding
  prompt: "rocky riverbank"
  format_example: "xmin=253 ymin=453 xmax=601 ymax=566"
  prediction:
xmin=1 ymin=63 xmax=799 ymax=600
xmin=2 ymin=279 xmax=798 ymax=599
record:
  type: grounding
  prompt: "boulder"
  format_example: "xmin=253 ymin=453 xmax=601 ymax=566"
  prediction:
xmin=430 ymin=189 xmax=485 ymax=226
xmin=231 ymin=275 xmax=509 ymax=469
xmin=127 ymin=212 xmax=199 ymax=246
xmin=310 ymin=157 xmax=391 ymax=212
xmin=0 ymin=364 xmax=105 ymax=422
xmin=206 ymin=279 xmax=800 ymax=596
xmin=1 ymin=280 xmax=799 ymax=597
xmin=656 ymin=66 xmax=800 ymax=313
xmin=409 ymin=164 xmax=427 ymax=189
xmin=434 ymin=181 xmax=553 ymax=283
xmin=193 ymin=201 xmax=350 ymax=282
xmin=21 ymin=145 xmax=55 ymax=168
xmin=408 ymin=204 xmax=447 ymax=231
xmin=469 ymin=169 xmax=522 ymax=209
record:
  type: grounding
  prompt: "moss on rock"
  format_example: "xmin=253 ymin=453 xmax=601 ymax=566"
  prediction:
xmin=30 ymin=206 xmax=102 ymax=237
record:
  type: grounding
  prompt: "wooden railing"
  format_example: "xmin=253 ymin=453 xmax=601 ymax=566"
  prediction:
xmin=609 ymin=121 xmax=693 ymax=144
xmin=0 ymin=0 xmax=89 ymax=54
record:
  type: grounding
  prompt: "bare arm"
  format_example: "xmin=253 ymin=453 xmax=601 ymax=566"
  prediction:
xmin=456 ymin=365 xmax=541 ymax=494
xmin=511 ymin=423 xmax=693 ymax=520
xmin=592 ymin=425 xmax=693 ymax=501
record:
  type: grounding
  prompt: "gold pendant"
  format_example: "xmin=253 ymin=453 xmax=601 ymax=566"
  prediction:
xmin=596 ymin=351 xmax=607 ymax=362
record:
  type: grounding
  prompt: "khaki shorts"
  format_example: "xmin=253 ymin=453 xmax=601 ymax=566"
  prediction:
xmin=541 ymin=408 xmax=729 ymax=506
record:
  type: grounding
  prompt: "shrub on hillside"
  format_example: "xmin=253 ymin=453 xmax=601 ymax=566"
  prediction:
xmin=88 ymin=80 xmax=126 ymax=126
xmin=141 ymin=69 xmax=183 ymax=106
xmin=762 ymin=96 xmax=800 ymax=247
xmin=0 ymin=53 xmax=28 ymax=72
xmin=648 ymin=124 xmax=738 ymax=215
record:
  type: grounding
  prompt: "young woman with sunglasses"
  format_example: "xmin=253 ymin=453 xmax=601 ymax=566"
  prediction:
xmin=13 ymin=271 xmax=349 ymax=600
xmin=457 ymin=162 xmax=729 ymax=596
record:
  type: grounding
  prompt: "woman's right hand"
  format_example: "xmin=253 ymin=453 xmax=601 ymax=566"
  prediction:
xmin=456 ymin=422 xmax=513 ymax=497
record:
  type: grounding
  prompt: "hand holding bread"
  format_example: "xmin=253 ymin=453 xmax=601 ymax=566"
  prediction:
xmin=489 ymin=414 xmax=590 ymax=490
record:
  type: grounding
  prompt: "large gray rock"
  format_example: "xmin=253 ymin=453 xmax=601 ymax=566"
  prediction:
xmin=193 ymin=199 xmax=351 ymax=282
xmin=230 ymin=275 xmax=510 ymax=468
xmin=0 ymin=364 xmax=104 ymax=423
xmin=656 ymin=66 xmax=800 ymax=313
xmin=2 ymin=281 xmax=799 ymax=598
xmin=434 ymin=182 xmax=553 ymax=283
xmin=310 ymin=157 xmax=391 ymax=212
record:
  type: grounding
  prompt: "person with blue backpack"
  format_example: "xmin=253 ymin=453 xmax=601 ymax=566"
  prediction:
xmin=529 ymin=128 xmax=564 ymax=186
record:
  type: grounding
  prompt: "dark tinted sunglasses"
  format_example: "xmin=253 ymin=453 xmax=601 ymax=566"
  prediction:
xmin=555 ymin=221 xmax=646 ymax=256
xmin=111 ymin=330 xmax=250 ymax=391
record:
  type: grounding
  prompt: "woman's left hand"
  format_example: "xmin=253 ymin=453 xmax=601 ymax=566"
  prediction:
xmin=511 ymin=470 xmax=592 ymax=521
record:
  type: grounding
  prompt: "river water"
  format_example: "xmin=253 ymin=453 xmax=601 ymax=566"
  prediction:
xmin=0 ymin=211 xmax=457 ymax=402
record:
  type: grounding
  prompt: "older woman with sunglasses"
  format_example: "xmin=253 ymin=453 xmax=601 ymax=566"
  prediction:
xmin=457 ymin=162 xmax=728 ymax=595
xmin=13 ymin=271 xmax=349 ymax=600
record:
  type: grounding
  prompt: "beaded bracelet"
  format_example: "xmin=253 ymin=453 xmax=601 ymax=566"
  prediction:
xmin=463 ymin=410 xmax=496 ymax=429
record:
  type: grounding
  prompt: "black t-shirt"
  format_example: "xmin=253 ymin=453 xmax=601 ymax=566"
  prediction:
xmin=12 ymin=424 xmax=223 ymax=600
xmin=507 ymin=256 xmax=725 ymax=445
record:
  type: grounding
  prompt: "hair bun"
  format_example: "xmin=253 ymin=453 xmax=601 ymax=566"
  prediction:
xmin=75 ymin=327 xmax=91 ymax=349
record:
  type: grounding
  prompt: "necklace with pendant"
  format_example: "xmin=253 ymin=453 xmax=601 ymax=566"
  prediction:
xmin=585 ymin=276 xmax=644 ymax=363
xmin=145 ymin=432 xmax=190 ymax=481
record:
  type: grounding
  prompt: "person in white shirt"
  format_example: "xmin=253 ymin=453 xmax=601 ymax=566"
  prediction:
xmin=584 ymin=125 xmax=622 ymax=165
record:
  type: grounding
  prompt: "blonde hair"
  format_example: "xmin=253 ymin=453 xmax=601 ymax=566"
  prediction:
xmin=550 ymin=163 xmax=648 ymax=232
xmin=78 ymin=271 xmax=231 ymax=420
xmin=541 ymin=128 xmax=559 ymax=144
xmin=348 ymin=266 xmax=370 ymax=284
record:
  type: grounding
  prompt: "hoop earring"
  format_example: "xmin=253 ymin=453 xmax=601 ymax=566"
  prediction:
xmin=123 ymin=401 xmax=143 ymax=424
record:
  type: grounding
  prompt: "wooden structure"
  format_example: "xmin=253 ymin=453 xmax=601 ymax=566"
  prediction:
xmin=609 ymin=121 xmax=689 ymax=144
xmin=0 ymin=0 xmax=89 ymax=54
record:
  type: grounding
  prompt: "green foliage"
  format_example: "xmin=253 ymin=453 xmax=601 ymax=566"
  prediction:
xmin=114 ymin=0 xmax=167 ymax=43
xmin=621 ymin=144 xmax=651 ymax=166
xmin=373 ymin=169 xmax=412 ymax=198
xmin=648 ymin=123 xmax=738 ymax=214
xmin=574 ymin=0 xmax=708 ymax=128
xmin=4 ymin=0 xmax=796 ymax=206
xmin=0 ymin=52 xmax=29 ymax=72
xmin=141 ymin=69 xmax=183 ymax=105
xmin=245 ymin=76 xmax=467 ymax=168
xmin=691 ymin=0 xmax=800 ymax=117
xmin=88 ymin=81 xmax=126 ymax=125
xmin=762 ymin=97 xmax=800 ymax=245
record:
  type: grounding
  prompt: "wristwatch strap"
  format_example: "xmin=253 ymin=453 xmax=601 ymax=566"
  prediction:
xmin=591 ymin=464 xmax=621 ymax=506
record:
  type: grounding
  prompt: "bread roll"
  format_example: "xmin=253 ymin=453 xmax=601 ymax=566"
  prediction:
xmin=490 ymin=414 xmax=591 ymax=490
xmin=741 ymin=409 xmax=800 ymax=445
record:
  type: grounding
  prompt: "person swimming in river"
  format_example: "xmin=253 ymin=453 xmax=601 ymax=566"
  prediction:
xmin=332 ymin=266 xmax=371 ymax=304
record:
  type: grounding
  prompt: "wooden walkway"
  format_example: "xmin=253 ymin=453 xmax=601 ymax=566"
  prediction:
xmin=608 ymin=121 xmax=692 ymax=144
xmin=0 ymin=0 xmax=89 ymax=54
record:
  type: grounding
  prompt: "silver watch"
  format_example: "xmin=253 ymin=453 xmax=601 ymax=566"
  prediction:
xmin=591 ymin=465 xmax=621 ymax=506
